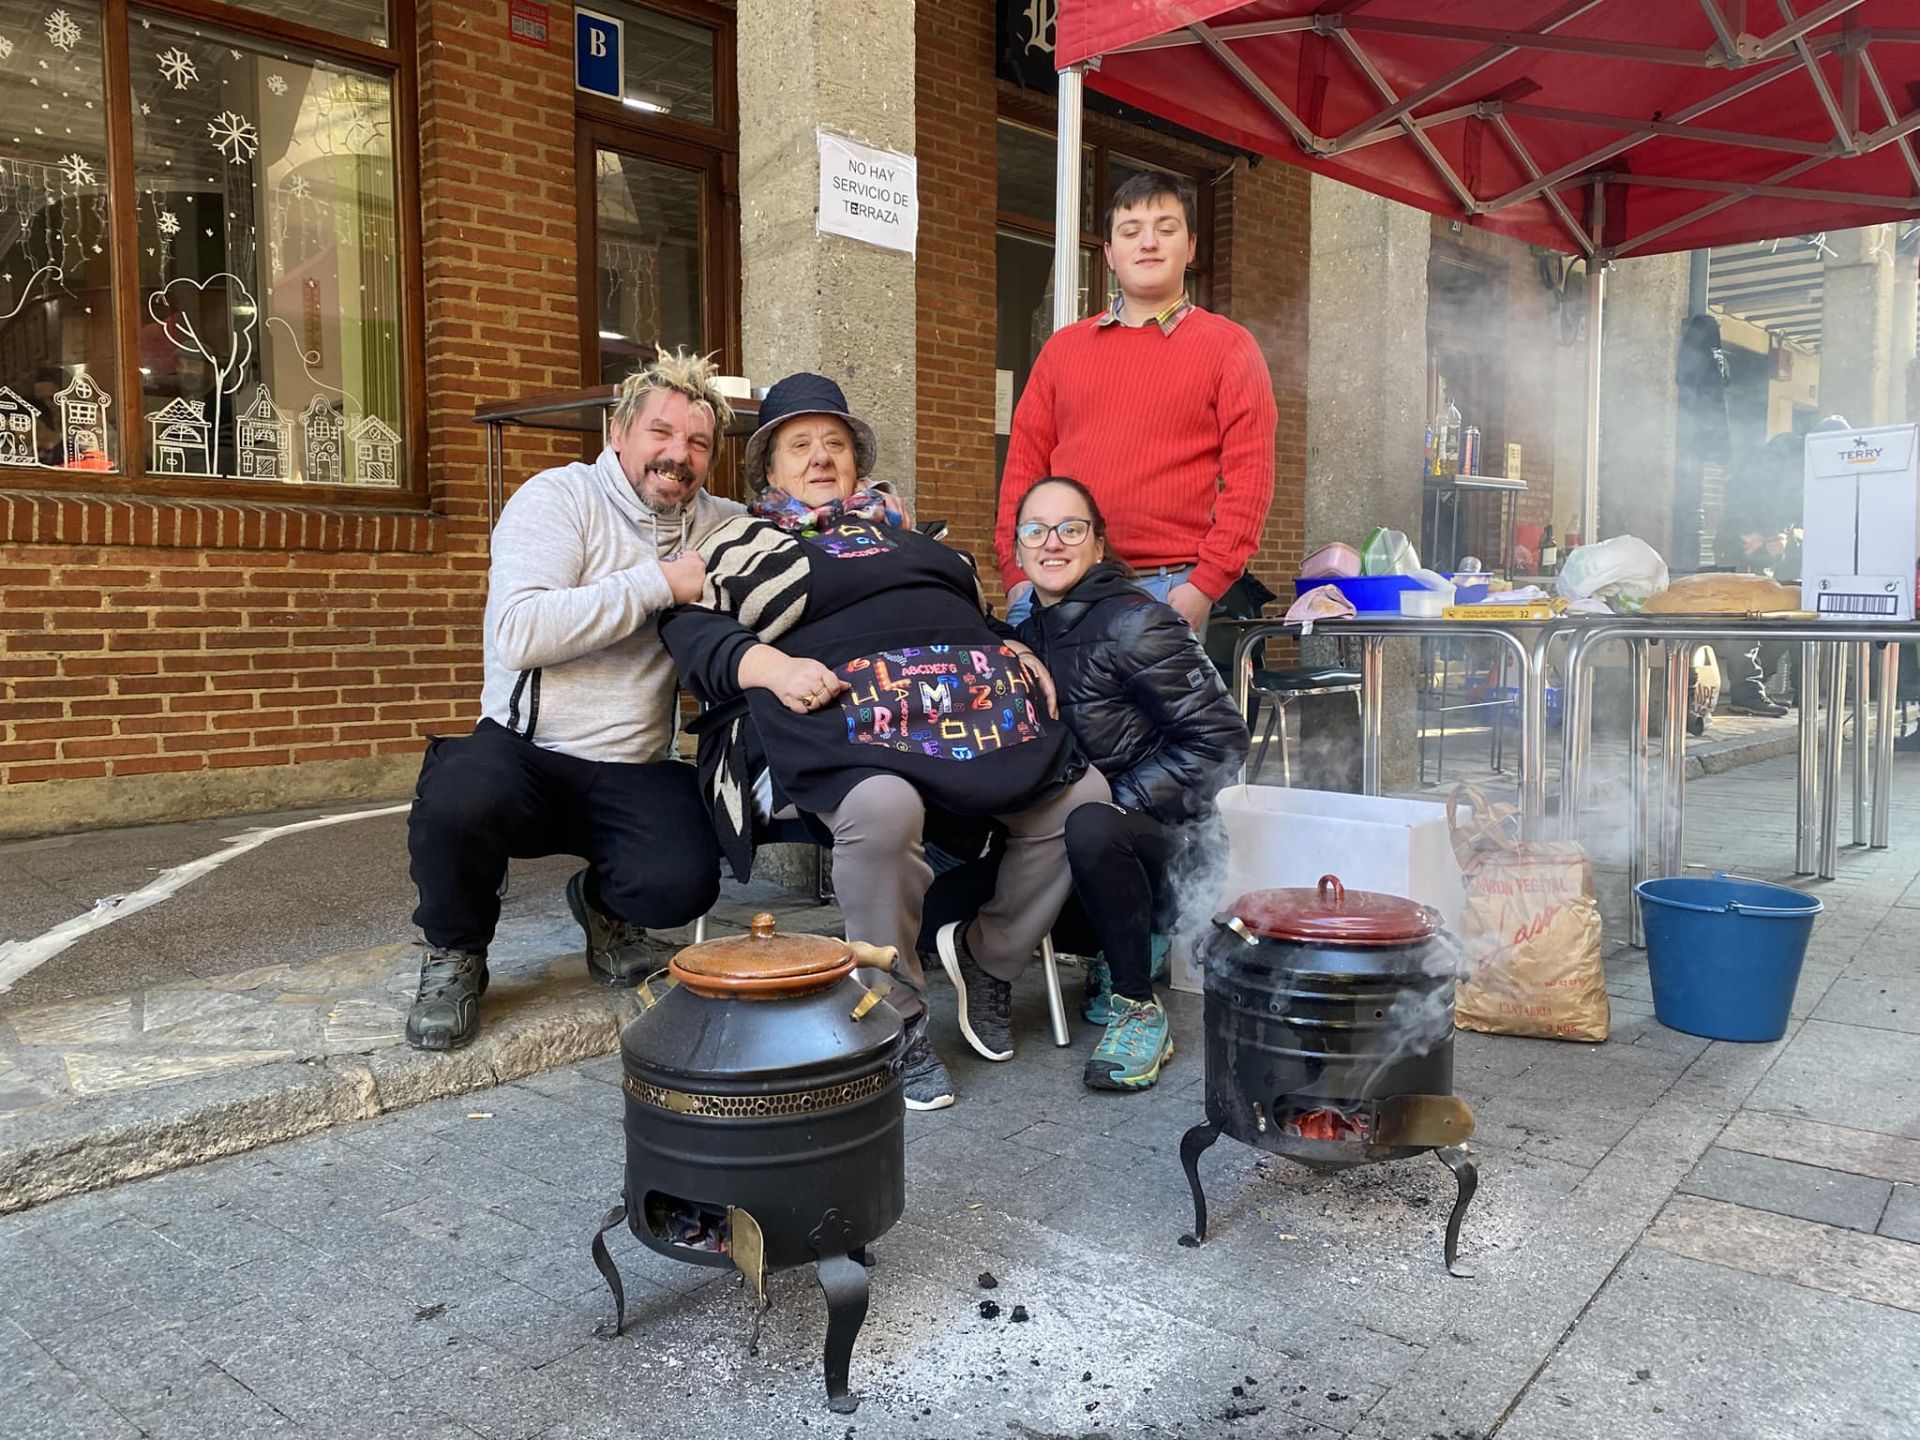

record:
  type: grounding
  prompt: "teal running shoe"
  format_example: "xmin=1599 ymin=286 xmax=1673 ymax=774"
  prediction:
xmin=1084 ymin=994 xmax=1174 ymax=1092
xmin=1080 ymin=935 xmax=1172 ymax=1026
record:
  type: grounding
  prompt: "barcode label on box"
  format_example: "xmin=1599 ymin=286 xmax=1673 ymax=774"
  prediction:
xmin=1817 ymin=592 xmax=1900 ymax=616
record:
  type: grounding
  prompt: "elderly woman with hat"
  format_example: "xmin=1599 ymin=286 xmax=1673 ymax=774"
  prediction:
xmin=660 ymin=373 xmax=1108 ymax=1111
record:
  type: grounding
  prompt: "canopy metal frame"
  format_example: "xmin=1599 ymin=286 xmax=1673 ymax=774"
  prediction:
xmin=1052 ymin=0 xmax=1920 ymax=540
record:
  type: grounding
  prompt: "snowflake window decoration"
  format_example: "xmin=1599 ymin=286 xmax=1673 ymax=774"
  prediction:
xmin=156 ymin=210 xmax=180 ymax=236
xmin=157 ymin=48 xmax=197 ymax=90
xmin=207 ymin=111 xmax=257 ymax=164
xmin=44 ymin=10 xmax=79 ymax=53
xmin=267 ymin=73 xmax=287 ymax=96
xmin=0 ymin=37 xmax=14 ymax=61
xmin=56 ymin=152 xmax=93 ymax=187
xmin=284 ymin=175 xmax=310 ymax=200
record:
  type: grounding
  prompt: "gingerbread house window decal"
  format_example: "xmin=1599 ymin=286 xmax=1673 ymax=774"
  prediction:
xmin=148 ymin=396 xmax=214 ymax=476
xmin=55 ymin=371 xmax=112 ymax=468
xmin=300 ymin=395 xmax=345 ymax=485
xmin=0 ymin=385 xmax=39 ymax=467
xmin=350 ymin=414 xmax=401 ymax=486
xmin=234 ymin=384 xmax=292 ymax=481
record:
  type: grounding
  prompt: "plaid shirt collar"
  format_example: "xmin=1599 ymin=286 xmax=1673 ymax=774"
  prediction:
xmin=1095 ymin=293 xmax=1193 ymax=334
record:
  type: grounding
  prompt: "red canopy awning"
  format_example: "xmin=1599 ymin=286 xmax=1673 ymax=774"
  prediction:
xmin=1057 ymin=1 xmax=1920 ymax=258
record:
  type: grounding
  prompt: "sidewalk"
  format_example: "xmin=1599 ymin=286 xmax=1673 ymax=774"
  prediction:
xmin=1 ymin=751 xmax=1916 ymax=1437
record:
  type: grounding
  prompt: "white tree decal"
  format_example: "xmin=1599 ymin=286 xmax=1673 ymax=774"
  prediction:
xmin=150 ymin=274 xmax=257 ymax=461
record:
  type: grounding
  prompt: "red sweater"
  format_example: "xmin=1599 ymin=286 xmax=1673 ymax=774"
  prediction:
xmin=994 ymin=307 xmax=1277 ymax=601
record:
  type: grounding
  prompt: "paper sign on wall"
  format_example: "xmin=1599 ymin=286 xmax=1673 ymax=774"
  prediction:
xmin=817 ymin=131 xmax=918 ymax=257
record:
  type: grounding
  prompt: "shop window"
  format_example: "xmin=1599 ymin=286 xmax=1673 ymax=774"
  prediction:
xmin=593 ymin=146 xmax=703 ymax=384
xmin=0 ymin=0 xmax=116 ymax=469
xmin=0 ymin=0 xmax=412 ymax=491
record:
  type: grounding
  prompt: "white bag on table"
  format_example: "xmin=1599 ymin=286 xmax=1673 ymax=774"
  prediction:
xmin=1555 ymin=536 xmax=1669 ymax=613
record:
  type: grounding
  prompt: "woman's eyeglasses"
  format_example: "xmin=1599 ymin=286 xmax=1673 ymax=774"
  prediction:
xmin=1015 ymin=519 xmax=1093 ymax=547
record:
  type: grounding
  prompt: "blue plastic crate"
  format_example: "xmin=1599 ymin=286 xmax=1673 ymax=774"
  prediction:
xmin=1292 ymin=573 xmax=1490 ymax=614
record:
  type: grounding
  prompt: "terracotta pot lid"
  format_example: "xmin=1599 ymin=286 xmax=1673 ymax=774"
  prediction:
xmin=668 ymin=912 xmax=857 ymax=998
xmin=1227 ymin=875 xmax=1439 ymax=946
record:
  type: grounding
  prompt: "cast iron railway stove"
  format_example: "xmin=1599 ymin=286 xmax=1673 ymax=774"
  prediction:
xmin=590 ymin=914 xmax=908 ymax=1412
xmin=1180 ymin=876 xmax=1479 ymax=1276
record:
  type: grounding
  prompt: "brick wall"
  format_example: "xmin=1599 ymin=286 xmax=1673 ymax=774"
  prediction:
xmin=0 ymin=0 xmax=584 ymax=836
xmin=913 ymin=3 xmax=1313 ymax=604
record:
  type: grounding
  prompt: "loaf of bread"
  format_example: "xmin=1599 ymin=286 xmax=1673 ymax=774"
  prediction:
xmin=1641 ymin=572 xmax=1801 ymax=614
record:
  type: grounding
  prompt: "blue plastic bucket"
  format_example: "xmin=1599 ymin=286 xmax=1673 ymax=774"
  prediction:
xmin=1634 ymin=874 xmax=1822 ymax=1042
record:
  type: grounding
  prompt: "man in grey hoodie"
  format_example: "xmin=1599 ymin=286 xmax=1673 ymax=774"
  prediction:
xmin=402 ymin=350 xmax=741 ymax=1049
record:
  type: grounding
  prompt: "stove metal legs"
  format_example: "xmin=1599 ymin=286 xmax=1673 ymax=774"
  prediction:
xmin=1178 ymin=1121 xmax=1221 ymax=1243
xmin=1436 ymin=1146 xmax=1478 ymax=1279
xmin=811 ymin=1209 xmax=870 ymax=1414
xmin=590 ymin=1200 xmax=630 ymax=1336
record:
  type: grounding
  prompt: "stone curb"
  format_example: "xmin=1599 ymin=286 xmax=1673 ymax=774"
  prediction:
xmin=0 ymin=982 xmax=639 ymax=1215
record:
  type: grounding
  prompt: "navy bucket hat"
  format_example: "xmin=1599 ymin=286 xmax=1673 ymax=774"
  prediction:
xmin=743 ymin=372 xmax=878 ymax=492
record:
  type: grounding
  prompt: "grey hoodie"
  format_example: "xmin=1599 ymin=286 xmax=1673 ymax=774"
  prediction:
xmin=479 ymin=447 xmax=743 ymax=764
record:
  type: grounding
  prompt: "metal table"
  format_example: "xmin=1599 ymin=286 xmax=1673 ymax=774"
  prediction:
xmin=1226 ymin=615 xmax=1575 ymax=838
xmin=1558 ymin=619 xmax=1920 ymax=938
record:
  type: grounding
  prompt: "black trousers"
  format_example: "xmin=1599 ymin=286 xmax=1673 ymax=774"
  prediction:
xmin=408 ymin=719 xmax=721 ymax=954
xmin=1063 ymin=801 xmax=1171 ymax=1002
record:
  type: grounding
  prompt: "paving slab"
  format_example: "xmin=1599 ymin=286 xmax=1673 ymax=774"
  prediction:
xmin=1746 ymin=1019 xmax=1920 ymax=1141
xmin=1498 ymin=1248 xmax=1920 ymax=1440
xmin=1881 ymin=1184 xmax=1920 ymax=1245
xmin=1679 ymin=1146 xmax=1895 ymax=1233
xmin=1646 ymin=1193 xmax=1920 ymax=1313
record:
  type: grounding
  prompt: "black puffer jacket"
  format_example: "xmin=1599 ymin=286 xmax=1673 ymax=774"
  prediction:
xmin=1017 ymin=563 xmax=1249 ymax=824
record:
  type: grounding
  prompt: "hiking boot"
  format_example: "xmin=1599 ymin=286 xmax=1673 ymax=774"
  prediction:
xmin=898 ymin=1030 xmax=955 ymax=1111
xmin=1085 ymin=994 xmax=1173 ymax=1092
xmin=1082 ymin=936 xmax=1171 ymax=1026
xmin=566 ymin=869 xmax=653 ymax=985
xmin=1726 ymin=695 xmax=1789 ymax=718
xmin=405 ymin=947 xmax=488 ymax=1051
xmin=1081 ymin=955 xmax=1116 ymax=1025
xmin=936 ymin=922 xmax=1013 ymax=1061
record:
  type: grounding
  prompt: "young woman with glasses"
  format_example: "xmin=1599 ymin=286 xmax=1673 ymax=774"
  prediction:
xmin=1012 ymin=477 xmax=1248 ymax=1091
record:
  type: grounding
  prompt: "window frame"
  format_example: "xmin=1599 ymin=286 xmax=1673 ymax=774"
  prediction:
xmin=6 ymin=0 xmax=426 ymax=504
xmin=571 ymin=0 xmax=738 ymax=392
xmin=991 ymin=103 xmax=1216 ymax=316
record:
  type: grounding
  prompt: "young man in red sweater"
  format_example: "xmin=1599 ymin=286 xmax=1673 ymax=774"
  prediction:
xmin=995 ymin=171 xmax=1277 ymax=633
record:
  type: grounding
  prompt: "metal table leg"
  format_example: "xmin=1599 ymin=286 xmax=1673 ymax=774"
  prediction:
xmin=1520 ymin=627 xmax=1551 ymax=839
xmin=1821 ymin=642 xmax=1848 ymax=879
xmin=1362 ymin=635 xmax=1385 ymax=795
xmin=1854 ymin=641 xmax=1870 ymax=847
xmin=1796 ymin=642 xmax=1821 ymax=875
xmin=1629 ymin=639 xmax=1650 ymax=947
xmin=1661 ymin=644 xmax=1689 ymax=877
xmin=1874 ymin=642 xmax=1897 ymax=849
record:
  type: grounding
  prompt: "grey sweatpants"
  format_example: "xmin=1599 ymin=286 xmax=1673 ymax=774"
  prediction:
xmin=820 ymin=767 xmax=1112 ymax=1018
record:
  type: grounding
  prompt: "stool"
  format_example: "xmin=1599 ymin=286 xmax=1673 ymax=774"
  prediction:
xmin=1248 ymin=666 xmax=1363 ymax=787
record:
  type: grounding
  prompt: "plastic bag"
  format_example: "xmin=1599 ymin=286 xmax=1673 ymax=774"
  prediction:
xmin=1284 ymin=582 xmax=1356 ymax=627
xmin=1554 ymin=535 xmax=1669 ymax=612
xmin=1361 ymin=528 xmax=1419 ymax=576
xmin=1447 ymin=785 xmax=1608 ymax=1042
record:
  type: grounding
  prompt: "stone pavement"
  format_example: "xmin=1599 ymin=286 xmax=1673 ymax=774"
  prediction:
xmin=2 ymin=751 xmax=1918 ymax=1438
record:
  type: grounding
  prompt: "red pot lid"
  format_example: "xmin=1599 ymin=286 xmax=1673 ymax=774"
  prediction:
xmin=1227 ymin=875 xmax=1438 ymax=946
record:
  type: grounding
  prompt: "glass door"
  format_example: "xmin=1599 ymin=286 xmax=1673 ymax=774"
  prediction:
xmin=585 ymin=136 xmax=711 ymax=385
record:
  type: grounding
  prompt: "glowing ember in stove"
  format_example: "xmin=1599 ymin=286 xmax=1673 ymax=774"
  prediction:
xmin=1283 ymin=1107 xmax=1371 ymax=1142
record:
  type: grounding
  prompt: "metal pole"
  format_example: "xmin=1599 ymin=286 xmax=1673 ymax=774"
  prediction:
xmin=1582 ymin=260 xmax=1606 ymax=545
xmin=1053 ymin=64 xmax=1085 ymax=334
xmin=1874 ymin=641 xmax=1897 ymax=849
xmin=1796 ymin=641 xmax=1821 ymax=874
xmin=1521 ymin=627 xmax=1550 ymax=838
xmin=1362 ymin=636 xmax=1385 ymax=795
xmin=1821 ymin=641 xmax=1848 ymax=879
xmin=1629 ymin=639 xmax=1650 ymax=946
xmin=1559 ymin=629 xmax=1591 ymax=842
xmin=1662 ymin=643 xmax=1689 ymax=877
xmin=1853 ymin=640 xmax=1870 ymax=846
